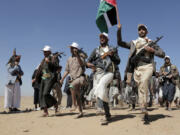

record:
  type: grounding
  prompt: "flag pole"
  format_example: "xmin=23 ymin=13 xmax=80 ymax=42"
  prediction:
xmin=115 ymin=3 xmax=121 ymax=28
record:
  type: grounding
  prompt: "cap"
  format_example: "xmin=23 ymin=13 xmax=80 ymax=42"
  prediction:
xmin=42 ymin=45 xmax=51 ymax=51
xmin=99 ymin=32 xmax=109 ymax=39
xmin=138 ymin=24 xmax=148 ymax=31
xmin=69 ymin=42 xmax=79 ymax=49
xmin=164 ymin=55 xmax=170 ymax=60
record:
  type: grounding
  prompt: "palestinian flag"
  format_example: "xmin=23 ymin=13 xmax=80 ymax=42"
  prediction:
xmin=96 ymin=0 xmax=117 ymax=33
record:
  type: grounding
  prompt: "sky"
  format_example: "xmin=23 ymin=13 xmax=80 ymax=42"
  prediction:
xmin=0 ymin=0 xmax=180 ymax=96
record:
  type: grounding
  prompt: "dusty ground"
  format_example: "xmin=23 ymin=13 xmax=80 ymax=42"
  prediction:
xmin=0 ymin=96 xmax=180 ymax=135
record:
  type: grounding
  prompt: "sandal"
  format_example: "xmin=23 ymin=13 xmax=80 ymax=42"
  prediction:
xmin=100 ymin=119 xmax=108 ymax=125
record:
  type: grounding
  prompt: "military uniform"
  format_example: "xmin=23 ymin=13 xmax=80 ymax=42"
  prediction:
xmin=117 ymin=27 xmax=165 ymax=110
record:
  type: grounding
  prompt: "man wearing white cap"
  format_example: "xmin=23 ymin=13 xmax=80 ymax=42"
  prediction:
xmin=117 ymin=24 xmax=165 ymax=124
xmin=60 ymin=42 xmax=86 ymax=118
xmin=87 ymin=33 xmax=120 ymax=125
xmin=37 ymin=45 xmax=59 ymax=116
xmin=159 ymin=56 xmax=179 ymax=110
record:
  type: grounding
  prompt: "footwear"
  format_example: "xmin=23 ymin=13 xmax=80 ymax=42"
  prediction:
xmin=36 ymin=107 xmax=40 ymax=111
xmin=106 ymin=116 xmax=111 ymax=122
xmin=129 ymin=108 xmax=136 ymax=111
xmin=13 ymin=108 xmax=20 ymax=112
xmin=96 ymin=110 xmax=104 ymax=116
xmin=144 ymin=120 xmax=150 ymax=125
xmin=34 ymin=108 xmax=39 ymax=111
xmin=76 ymin=113 xmax=83 ymax=119
xmin=168 ymin=108 xmax=172 ymax=111
xmin=148 ymin=103 xmax=152 ymax=107
xmin=9 ymin=108 xmax=13 ymax=112
xmin=100 ymin=118 xmax=109 ymax=125
xmin=141 ymin=108 xmax=147 ymax=113
xmin=166 ymin=102 xmax=168 ymax=108
xmin=143 ymin=114 xmax=150 ymax=125
xmin=49 ymin=107 xmax=55 ymax=110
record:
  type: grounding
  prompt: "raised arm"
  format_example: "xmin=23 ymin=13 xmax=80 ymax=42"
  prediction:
xmin=117 ymin=26 xmax=131 ymax=49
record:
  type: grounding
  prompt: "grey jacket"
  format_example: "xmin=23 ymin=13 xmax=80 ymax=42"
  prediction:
xmin=88 ymin=45 xmax=120 ymax=72
xmin=117 ymin=28 xmax=165 ymax=75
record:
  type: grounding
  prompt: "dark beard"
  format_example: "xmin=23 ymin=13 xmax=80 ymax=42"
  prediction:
xmin=165 ymin=62 xmax=171 ymax=67
xmin=100 ymin=42 xmax=107 ymax=47
xmin=139 ymin=34 xmax=146 ymax=38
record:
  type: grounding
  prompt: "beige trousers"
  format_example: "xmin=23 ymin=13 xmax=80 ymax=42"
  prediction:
xmin=134 ymin=64 xmax=153 ymax=107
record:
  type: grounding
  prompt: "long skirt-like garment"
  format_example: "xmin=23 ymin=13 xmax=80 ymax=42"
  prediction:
xmin=39 ymin=78 xmax=57 ymax=108
xmin=4 ymin=82 xmax=21 ymax=109
xmin=94 ymin=69 xmax=114 ymax=103
xmin=162 ymin=81 xmax=175 ymax=102
xmin=174 ymin=85 xmax=180 ymax=100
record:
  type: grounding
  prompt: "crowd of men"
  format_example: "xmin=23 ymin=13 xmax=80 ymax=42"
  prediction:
xmin=3 ymin=24 xmax=180 ymax=125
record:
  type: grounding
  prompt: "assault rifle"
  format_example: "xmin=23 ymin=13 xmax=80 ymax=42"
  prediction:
xmin=159 ymin=71 xmax=171 ymax=84
xmin=35 ymin=51 xmax=65 ymax=82
xmin=52 ymin=52 xmax=66 ymax=63
xmin=93 ymin=46 xmax=119 ymax=71
xmin=131 ymin=36 xmax=163 ymax=68
xmin=78 ymin=48 xmax=88 ymax=59
xmin=7 ymin=48 xmax=16 ymax=65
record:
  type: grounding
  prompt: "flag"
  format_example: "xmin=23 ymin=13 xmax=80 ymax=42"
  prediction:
xmin=96 ymin=0 xmax=117 ymax=33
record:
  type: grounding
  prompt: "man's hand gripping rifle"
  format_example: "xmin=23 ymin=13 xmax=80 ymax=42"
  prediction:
xmin=131 ymin=36 xmax=163 ymax=67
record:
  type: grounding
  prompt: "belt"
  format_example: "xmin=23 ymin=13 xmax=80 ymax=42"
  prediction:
xmin=137 ymin=61 xmax=151 ymax=67
xmin=42 ymin=73 xmax=51 ymax=80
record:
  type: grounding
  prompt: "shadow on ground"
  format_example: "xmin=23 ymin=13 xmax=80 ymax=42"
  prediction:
xmin=109 ymin=114 xmax=136 ymax=123
xmin=0 ymin=109 xmax=33 ymax=115
xmin=149 ymin=114 xmax=172 ymax=122
xmin=50 ymin=112 xmax=79 ymax=117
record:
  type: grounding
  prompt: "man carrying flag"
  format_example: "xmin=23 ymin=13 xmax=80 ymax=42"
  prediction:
xmin=96 ymin=0 xmax=117 ymax=33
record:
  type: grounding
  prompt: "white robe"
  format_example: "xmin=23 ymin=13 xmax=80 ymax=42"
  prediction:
xmin=4 ymin=82 xmax=21 ymax=109
xmin=93 ymin=68 xmax=114 ymax=103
